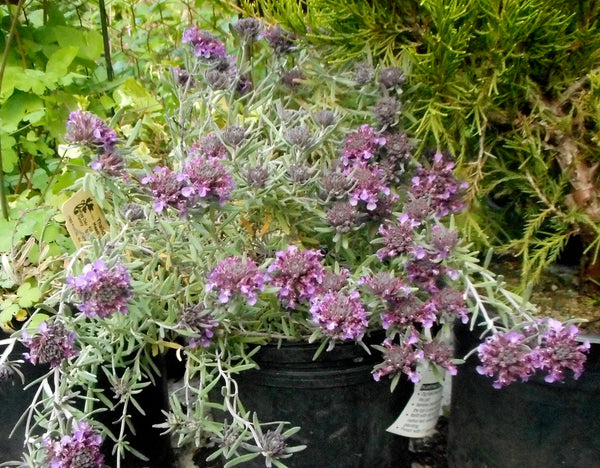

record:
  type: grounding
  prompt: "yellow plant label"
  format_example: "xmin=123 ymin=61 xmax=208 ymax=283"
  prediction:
xmin=62 ymin=190 xmax=109 ymax=249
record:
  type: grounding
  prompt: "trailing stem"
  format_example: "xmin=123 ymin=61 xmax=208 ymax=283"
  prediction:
xmin=0 ymin=0 xmax=27 ymax=220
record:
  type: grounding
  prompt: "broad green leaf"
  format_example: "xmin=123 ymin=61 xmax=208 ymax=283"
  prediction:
xmin=17 ymin=69 xmax=49 ymax=95
xmin=0 ymin=301 xmax=19 ymax=323
xmin=17 ymin=282 xmax=42 ymax=308
xmin=1 ymin=133 xmax=18 ymax=173
xmin=0 ymin=219 xmax=17 ymax=251
xmin=113 ymin=78 xmax=160 ymax=111
xmin=46 ymin=46 xmax=79 ymax=76
xmin=0 ymin=66 xmax=17 ymax=101
xmin=0 ymin=92 xmax=44 ymax=132
xmin=54 ymin=26 xmax=103 ymax=61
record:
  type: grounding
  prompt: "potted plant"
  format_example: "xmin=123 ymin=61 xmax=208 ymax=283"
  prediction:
xmin=0 ymin=17 xmax=591 ymax=468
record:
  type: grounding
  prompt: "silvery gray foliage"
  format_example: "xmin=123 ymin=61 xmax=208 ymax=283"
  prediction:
xmin=1 ymin=16 xmax=589 ymax=468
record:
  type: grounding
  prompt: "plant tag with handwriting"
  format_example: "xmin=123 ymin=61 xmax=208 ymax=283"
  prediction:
xmin=386 ymin=365 xmax=444 ymax=438
xmin=62 ymin=190 xmax=109 ymax=249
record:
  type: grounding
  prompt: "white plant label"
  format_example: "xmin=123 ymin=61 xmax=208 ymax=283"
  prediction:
xmin=386 ymin=366 xmax=444 ymax=438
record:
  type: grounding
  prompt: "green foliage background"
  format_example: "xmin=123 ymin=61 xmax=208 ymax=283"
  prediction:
xmin=0 ymin=0 xmax=235 ymax=327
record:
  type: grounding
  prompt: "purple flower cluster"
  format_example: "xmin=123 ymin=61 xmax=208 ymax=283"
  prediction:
xmin=426 ymin=287 xmax=469 ymax=324
xmin=476 ymin=331 xmax=538 ymax=389
xmin=348 ymin=165 xmax=397 ymax=212
xmin=206 ymin=257 xmax=267 ymax=306
xmin=182 ymin=27 xmax=228 ymax=59
xmin=380 ymin=295 xmax=419 ymax=330
xmin=404 ymin=251 xmax=457 ymax=294
xmin=45 ymin=421 xmax=104 ymax=468
xmin=65 ymin=110 xmax=117 ymax=152
xmin=431 ymin=224 xmax=458 ymax=259
xmin=359 ymin=272 xmax=410 ymax=302
xmin=423 ymin=340 xmax=457 ymax=376
xmin=341 ymin=124 xmax=386 ymax=167
xmin=310 ymin=291 xmax=368 ymax=341
xmin=268 ymin=246 xmax=325 ymax=309
xmin=373 ymin=332 xmax=423 ymax=383
xmin=89 ymin=150 xmax=125 ymax=177
xmin=537 ymin=319 xmax=590 ymax=383
xmin=179 ymin=303 xmax=219 ymax=348
xmin=23 ymin=322 xmax=78 ymax=368
xmin=172 ymin=66 xmax=196 ymax=88
xmin=67 ymin=260 xmax=132 ymax=318
xmin=321 ymin=269 xmax=350 ymax=293
xmin=190 ymin=133 xmax=228 ymax=160
xmin=260 ymin=25 xmax=296 ymax=54
xmin=476 ymin=320 xmax=589 ymax=388
xmin=377 ymin=213 xmax=419 ymax=260
xmin=181 ymin=154 xmax=234 ymax=206
xmin=141 ymin=166 xmax=188 ymax=213
xmin=410 ymin=152 xmax=468 ymax=217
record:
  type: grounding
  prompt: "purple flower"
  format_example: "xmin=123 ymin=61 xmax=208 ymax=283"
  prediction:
xmin=182 ymin=27 xmax=228 ymax=59
xmin=141 ymin=166 xmax=188 ymax=213
xmin=65 ymin=110 xmax=117 ymax=152
xmin=233 ymin=18 xmax=262 ymax=40
xmin=284 ymin=125 xmax=313 ymax=148
xmin=310 ymin=291 xmax=368 ymax=341
xmin=180 ymin=155 xmax=234 ymax=205
xmin=179 ymin=303 xmax=219 ymax=348
xmin=326 ymin=202 xmax=359 ymax=233
xmin=172 ymin=66 xmax=196 ymax=88
xmin=243 ymin=166 xmax=269 ymax=188
xmin=353 ymin=62 xmax=374 ymax=85
xmin=403 ymin=196 xmax=432 ymax=224
xmin=22 ymin=322 xmax=78 ymax=368
xmin=373 ymin=96 xmax=401 ymax=126
xmin=476 ymin=331 xmax=538 ymax=389
xmin=359 ymin=272 xmax=410 ymax=302
xmin=235 ymin=73 xmax=253 ymax=95
xmin=222 ymin=125 xmax=247 ymax=147
xmin=426 ymin=287 xmax=469 ymax=324
xmin=320 ymin=269 xmax=350 ymax=293
xmin=410 ymin=152 xmax=468 ymax=218
xmin=67 ymin=260 xmax=132 ymax=318
xmin=404 ymin=252 xmax=447 ymax=294
xmin=206 ymin=257 xmax=267 ymax=306
xmin=267 ymin=246 xmax=325 ymax=309
xmin=322 ymin=169 xmax=353 ymax=199
xmin=377 ymin=213 xmax=419 ymax=260
xmin=341 ymin=124 xmax=386 ymax=167
xmin=348 ymin=165 xmax=396 ymax=212
xmin=260 ymin=25 xmax=296 ymax=54
xmin=45 ymin=421 xmax=104 ymax=468
xmin=537 ymin=319 xmax=589 ymax=383
xmin=378 ymin=67 xmax=406 ymax=89
xmin=313 ymin=109 xmax=336 ymax=127
xmin=431 ymin=224 xmax=458 ymax=259
xmin=89 ymin=150 xmax=125 ymax=177
xmin=380 ymin=295 xmax=420 ymax=330
xmin=190 ymin=134 xmax=228 ymax=160
xmin=423 ymin=340 xmax=457 ymax=375
xmin=373 ymin=332 xmax=424 ymax=383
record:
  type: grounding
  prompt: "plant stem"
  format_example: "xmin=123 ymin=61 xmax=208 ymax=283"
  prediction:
xmin=98 ymin=0 xmax=114 ymax=81
xmin=0 ymin=0 xmax=26 ymax=221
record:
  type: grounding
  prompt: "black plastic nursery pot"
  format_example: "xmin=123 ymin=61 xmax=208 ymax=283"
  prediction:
xmin=94 ymin=352 xmax=175 ymax=468
xmin=0 ymin=330 xmax=174 ymax=468
xmin=0 ymin=331 xmax=48 ymax=464
xmin=234 ymin=337 xmax=413 ymax=468
xmin=447 ymin=325 xmax=600 ymax=468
